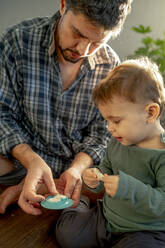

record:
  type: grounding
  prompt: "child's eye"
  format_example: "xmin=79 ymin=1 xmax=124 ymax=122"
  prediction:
xmin=113 ymin=120 xmax=120 ymax=124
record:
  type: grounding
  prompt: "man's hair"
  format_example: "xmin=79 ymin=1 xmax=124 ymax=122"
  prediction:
xmin=65 ymin=0 xmax=133 ymax=38
xmin=93 ymin=57 xmax=165 ymax=116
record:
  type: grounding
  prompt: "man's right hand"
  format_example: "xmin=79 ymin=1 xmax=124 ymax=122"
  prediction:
xmin=18 ymin=160 xmax=58 ymax=215
xmin=11 ymin=144 xmax=58 ymax=215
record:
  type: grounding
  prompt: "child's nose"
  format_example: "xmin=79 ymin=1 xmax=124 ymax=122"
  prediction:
xmin=108 ymin=122 xmax=115 ymax=133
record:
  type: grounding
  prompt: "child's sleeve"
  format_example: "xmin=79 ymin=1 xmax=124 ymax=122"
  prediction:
xmin=87 ymin=141 xmax=114 ymax=193
xmin=113 ymin=155 xmax=165 ymax=217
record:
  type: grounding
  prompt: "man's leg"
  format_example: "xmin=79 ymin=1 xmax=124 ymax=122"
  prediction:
xmin=0 ymin=179 xmax=25 ymax=213
xmin=0 ymin=154 xmax=27 ymax=186
xmin=55 ymin=199 xmax=110 ymax=248
xmin=112 ymin=231 xmax=165 ymax=248
xmin=0 ymin=155 xmax=27 ymax=213
xmin=0 ymin=155 xmax=15 ymax=176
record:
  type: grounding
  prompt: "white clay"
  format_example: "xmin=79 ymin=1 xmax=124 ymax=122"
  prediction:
xmin=48 ymin=194 xmax=67 ymax=203
xmin=93 ymin=168 xmax=104 ymax=180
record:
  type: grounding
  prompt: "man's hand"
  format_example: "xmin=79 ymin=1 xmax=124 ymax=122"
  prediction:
xmin=18 ymin=163 xmax=58 ymax=215
xmin=103 ymin=174 xmax=119 ymax=197
xmin=11 ymin=144 xmax=58 ymax=215
xmin=82 ymin=168 xmax=100 ymax=189
xmin=56 ymin=152 xmax=93 ymax=207
xmin=57 ymin=167 xmax=82 ymax=207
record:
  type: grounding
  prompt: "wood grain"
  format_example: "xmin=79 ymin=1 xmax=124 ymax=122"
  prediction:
xmin=0 ymin=184 xmax=104 ymax=248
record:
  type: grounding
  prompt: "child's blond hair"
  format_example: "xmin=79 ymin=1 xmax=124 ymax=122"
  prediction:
xmin=93 ymin=57 xmax=165 ymax=116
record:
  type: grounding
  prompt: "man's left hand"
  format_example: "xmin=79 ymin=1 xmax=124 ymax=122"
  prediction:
xmin=57 ymin=167 xmax=82 ymax=207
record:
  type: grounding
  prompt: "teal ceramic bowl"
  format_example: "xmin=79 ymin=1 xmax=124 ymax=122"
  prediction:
xmin=41 ymin=195 xmax=73 ymax=210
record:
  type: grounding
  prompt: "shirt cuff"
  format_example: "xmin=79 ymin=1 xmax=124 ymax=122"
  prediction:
xmin=0 ymin=133 xmax=30 ymax=159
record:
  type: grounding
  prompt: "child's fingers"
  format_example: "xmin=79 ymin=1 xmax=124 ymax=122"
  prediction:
xmin=83 ymin=169 xmax=100 ymax=188
xmin=83 ymin=169 xmax=97 ymax=180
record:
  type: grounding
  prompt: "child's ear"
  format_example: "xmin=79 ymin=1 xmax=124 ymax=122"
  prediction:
xmin=60 ymin=0 xmax=66 ymax=15
xmin=145 ymin=103 xmax=160 ymax=124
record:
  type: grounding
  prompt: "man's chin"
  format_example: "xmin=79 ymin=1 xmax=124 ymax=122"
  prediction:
xmin=63 ymin=55 xmax=83 ymax=64
xmin=58 ymin=47 xmax=83 ymax=64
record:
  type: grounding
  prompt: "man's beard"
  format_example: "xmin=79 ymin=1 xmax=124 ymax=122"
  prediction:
xmin=58 ymin=45 xmax=83 ymax=64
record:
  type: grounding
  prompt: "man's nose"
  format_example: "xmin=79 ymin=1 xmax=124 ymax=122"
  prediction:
xmin=76 ymin=39 xmax=91 ymax=57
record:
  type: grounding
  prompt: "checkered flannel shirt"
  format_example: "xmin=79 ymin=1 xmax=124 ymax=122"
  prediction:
xmin=0 ymin=11 xmax=119 ymax=176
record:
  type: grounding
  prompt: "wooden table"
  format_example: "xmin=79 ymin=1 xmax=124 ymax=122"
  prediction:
xmin=0 ymin=185 xmax=104 ymax=248
xmin=0 ymin=202 xmax=60 ymax=248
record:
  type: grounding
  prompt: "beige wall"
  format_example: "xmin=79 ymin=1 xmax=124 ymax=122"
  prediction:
xmin=0 ymin=0 xmax=59 ymax=34
xmin=1 ymin=0 xmax=165 ymax=60
xmin=110 ymin=0 xmax=165 ymax=59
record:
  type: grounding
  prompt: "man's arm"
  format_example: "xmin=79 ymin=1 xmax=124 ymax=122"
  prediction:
xmin=0 ymin=30 xmax=32 ymax=159
xmin=70 ymin=151 xmax=93 ymax=173
xmin=72 ymin=111 xmax=111 ymax=165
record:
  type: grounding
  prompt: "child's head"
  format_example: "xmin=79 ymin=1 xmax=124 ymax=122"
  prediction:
xmin=93 ymin=57 xmax=165 ymax=146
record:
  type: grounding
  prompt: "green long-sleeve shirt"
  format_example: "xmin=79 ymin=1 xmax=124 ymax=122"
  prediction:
xmin=92 ymin=135 xmax=165 ymax=233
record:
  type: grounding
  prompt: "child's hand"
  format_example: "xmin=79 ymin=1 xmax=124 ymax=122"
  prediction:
xmin=103 ymin=174 xmax=119 ymax=197
xmin=82 ymin=168 xmax=100 ymax=188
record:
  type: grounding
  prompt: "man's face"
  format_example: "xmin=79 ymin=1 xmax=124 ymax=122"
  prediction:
xmin=56 ymin=8 xmax=110 ymax=63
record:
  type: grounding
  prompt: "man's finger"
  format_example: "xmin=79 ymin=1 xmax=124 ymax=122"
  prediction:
xmin=44 ymin=173 xmax=58 ymax=195
xmin=18 ymin=197 xmax=43 ymax=215
xmin=72 ymin=179 xmax=82 ymax=207
xmin=64 ymin=181 xmax=75 ymax=198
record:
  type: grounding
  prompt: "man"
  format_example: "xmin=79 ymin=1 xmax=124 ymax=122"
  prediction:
xmin=0 ymin=0 xmax=132 ymax=215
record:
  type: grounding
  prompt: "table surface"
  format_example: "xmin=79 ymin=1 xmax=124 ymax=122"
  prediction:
xmin=0 ymin=185 xmax=104 ymax=248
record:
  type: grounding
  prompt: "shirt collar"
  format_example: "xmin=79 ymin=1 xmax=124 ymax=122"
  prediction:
xmin=42 ymin=11 xmax=60 ymax=52
xmin=87 ymin=44 xmax=116 ymax=70
xmin=48 ymin=30 xmax=56 ymax=56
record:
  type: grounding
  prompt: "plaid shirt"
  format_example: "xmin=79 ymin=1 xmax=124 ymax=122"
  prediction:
xmin=0 ymin=11 xmax=119 ymax=177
